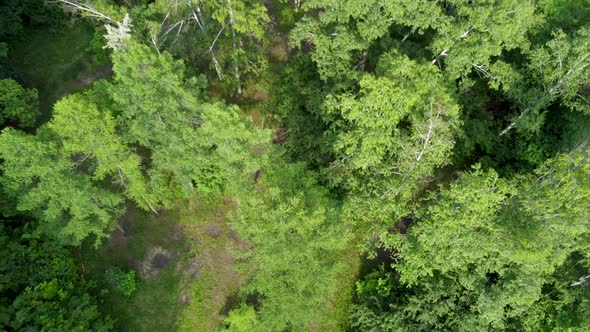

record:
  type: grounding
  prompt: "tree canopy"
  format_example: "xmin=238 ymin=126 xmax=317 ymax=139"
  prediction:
xmin=1 ymin=0 xmax=590 ymax=330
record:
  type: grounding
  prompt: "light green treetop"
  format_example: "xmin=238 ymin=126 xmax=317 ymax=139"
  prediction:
xmin=232 ymin=160 xmax=349 ymax=331
xmin=377 ymin=147 xmax=590 ymax=330
xmin=109 ymin=42 xmax=269 ymax=204
xmin=0 ymin=128 xmax=124 ymax=245
xmin=48 ymin=94 xmax=155 ymax=211
xmin=325 ymin=51 xmax=461 ymax=228
xmin=292 ymin=0 xmax=539 ymax=81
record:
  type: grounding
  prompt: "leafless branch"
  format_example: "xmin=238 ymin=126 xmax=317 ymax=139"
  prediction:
xmin=571 ymin=273 xmax=590 ymax=287
xmin=54 ymin=0 xmax=116 ymax=23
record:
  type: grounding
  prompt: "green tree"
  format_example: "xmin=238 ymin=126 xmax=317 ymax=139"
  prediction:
xmin=104 ymin=267 xmax=137 ymax=297
xmin=0 ymin=128 xmax=124 ymax=245
xmin=124 ymin=0 xmax=270 ymax=94
xmin=222 ymin=304 xmax=260 ymax=332
xmin=108 ymin=41 xmax=204 ymax=147
xmin=528 ymin=27 xmax=590 ymax=115
xmin=536 ymin=0 xmax=590 ymax=36
xmin=282 ymin=0 xmax=546 ymax=231
xmin=291 ymin=0 xmax=539 ymax=81
xmin=108 ymin=42 xmax=268 ymax=204
xmin=0 ymin=0 xmax=68 ymax=40
xmin=327 ymin=52 xmax=461 ymax=184
xmin=325 ymin=51 xmax=461 ymax=230
xmin=48 ymin=93 xmax=156 ymax=212
xmin=231 ymin=158 xmax=350 ymax=330
xmin=491 ymin=27 xmax=590 ymax=136
xmin=355 ymin=147 xmax=590 ymax=331
xmin=0 ymin=225 xmax=113 ymax=331
xmin=10 ymin=279 xmax=112 ymax=332
xmin=0 ymin=78 xmax=39 ymax=128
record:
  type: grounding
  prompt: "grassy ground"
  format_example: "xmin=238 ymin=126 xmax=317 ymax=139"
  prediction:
xmin=176 ymin=198 xmax=245 ymax=331
xmin=79 ymin=198 xmax=244 ymax=331
xmin=7 ymin=22 xmax=111 ymax=125
xmin=321 ymin=250 xmax=362 ymax=331
xmin=79 ymin=206 xmax=185 ymax=331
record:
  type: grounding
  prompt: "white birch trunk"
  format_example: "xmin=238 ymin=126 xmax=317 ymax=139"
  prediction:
xmin=226 ymin=0 xmax=242 ymax=95
xmin=189 ymin=2 xmax=225 ymax=81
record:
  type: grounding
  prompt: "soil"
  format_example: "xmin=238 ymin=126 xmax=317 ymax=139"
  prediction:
xmin=152 ymin=253 xmax=171 ymax=269
xmin=205 ymin=222 xmax=223 ymax=238
xmin=273 ymin=127 xmax=288 ymax=144
xmin=141 ymin=247 xmax=174 ymax=279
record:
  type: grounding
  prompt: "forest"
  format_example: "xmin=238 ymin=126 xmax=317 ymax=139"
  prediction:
xmin=0 ymin=0 xmax=589 ymax=331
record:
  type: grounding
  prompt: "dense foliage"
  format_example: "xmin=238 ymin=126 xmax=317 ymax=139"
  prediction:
xmin=1 ymin=0 xmax=589 ymax=331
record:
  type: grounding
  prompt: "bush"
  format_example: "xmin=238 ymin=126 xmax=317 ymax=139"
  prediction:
xmin=104 ymin=267 xmax=137 ymax=297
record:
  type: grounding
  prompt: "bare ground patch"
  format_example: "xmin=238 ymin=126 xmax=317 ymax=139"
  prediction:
xmin=140 ymin=247 xmax=173 ymax=279
xmin=176 ymin=197 xmax=246 ymax=331
xmin=81 ymin=197 xmax=246 ymax=331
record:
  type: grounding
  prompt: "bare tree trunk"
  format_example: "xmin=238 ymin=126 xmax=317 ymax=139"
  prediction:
xmin=116 ymin=223 xmax=127 ymax=236
xmin=57 ymin=0 xmax=116 ymax=22
xmin=401 ymin=29 xmax=414 ymax=42
xmin=499 ymin=109 xmax=529 ymax=136
xmin=211 ymin=53 xmax=225 ymax=81
xmin=194 ymin=0 xmax=205 ymax=28
xmin=355 ymin=51 xmax=368 ymax=70
xmin=571 ymin=273 xmax=590 ymax=287
xmin=226 ymin=0 xmax=242 ymax=95
xmin=416 ymin=118 xmax=435 ymax=161
xmin=143 ymin=197 xmax=160 ymax=215
xmin=149 ymin=31 xmax=161 ymax=54
xmin=208 ymin=25 xmax=226 ymax=81
xmin=189 ymin=1 xmax=225 ymax=81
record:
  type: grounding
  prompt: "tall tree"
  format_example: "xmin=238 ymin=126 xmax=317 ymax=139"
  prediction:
xmin=354 ymin=147 xmax=590 ymax=331
xmin=291 ymin=0 xmax=538 ymax=81
xmin=325 ymin=51 xmax=461 ymax=229
xmin=0 ymin=128 xmax=124 ymax=245
xmin=48 ymin=94 xmax=156 ymax=212
xmin=60 ymin=0 xmax=271 ymax=94
xmin=490 ymin=27 xmax=590 ymax=137
xmin=108 ymin=42 xmax=268 ymax=204
xmin=0 ymin=224 xmax=113 ymax=331
xmin=144 ymin=0 xmax=270 ymax=94
xmin=229 ymin=158 xmax=350 ymax=330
